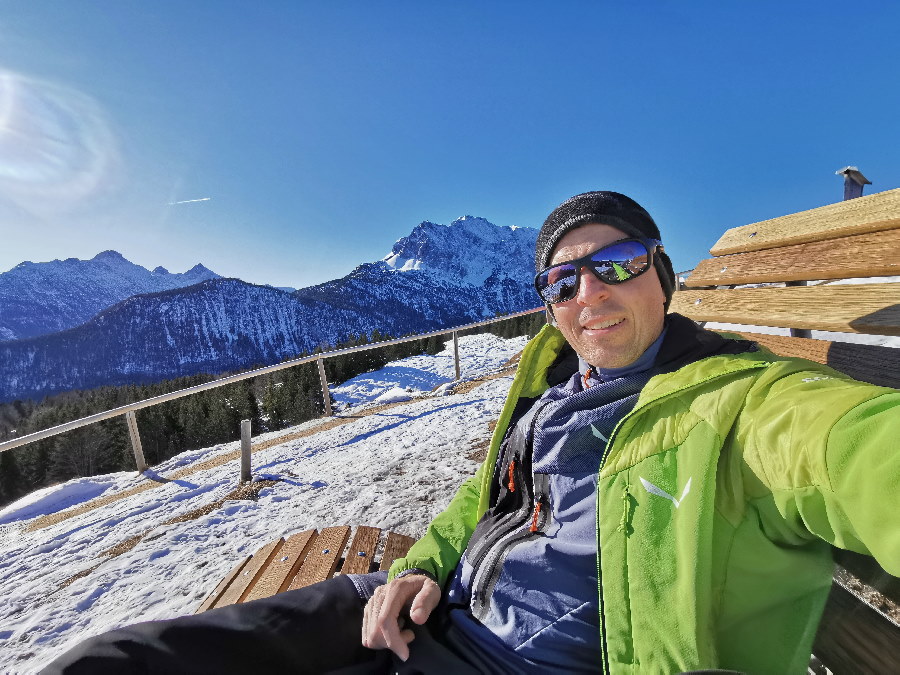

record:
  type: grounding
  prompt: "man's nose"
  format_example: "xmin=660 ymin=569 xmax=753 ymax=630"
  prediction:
xmin=575 ymin=267 xmax=611 ymax=304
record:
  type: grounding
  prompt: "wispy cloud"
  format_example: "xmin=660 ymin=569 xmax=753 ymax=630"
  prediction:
xmin=168 ymin=197 xmax=211 ymax=205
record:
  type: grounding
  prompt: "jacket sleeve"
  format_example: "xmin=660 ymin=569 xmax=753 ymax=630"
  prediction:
xmin=814 ymin=391 xmax=900 ymax=574
xmin=387 ymin=461 xmax=486 ymax=586
xmin=746 ymin=364 xmax=900 ymax=576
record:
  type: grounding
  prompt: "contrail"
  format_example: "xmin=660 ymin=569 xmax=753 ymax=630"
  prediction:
xmin=168 ymin=197 xmax=211 ymax=205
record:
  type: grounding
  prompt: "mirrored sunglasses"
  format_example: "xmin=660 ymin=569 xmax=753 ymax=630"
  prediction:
xmin=534 ymin=238 xmax=662 ymax=305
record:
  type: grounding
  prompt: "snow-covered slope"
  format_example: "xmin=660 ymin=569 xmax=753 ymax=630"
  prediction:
xmin=0 ymin=333 xmax=527 ymax=673
xmin=0 ymin=251 xmax=220 ymax=341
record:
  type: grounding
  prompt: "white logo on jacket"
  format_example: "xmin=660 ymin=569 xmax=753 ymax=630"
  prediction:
xmin=640 ymin=476 xmax=692 ymax=508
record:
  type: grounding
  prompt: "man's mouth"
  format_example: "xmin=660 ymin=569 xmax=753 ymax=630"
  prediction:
xmin=583 ymin=318 xmax=624 ymax=331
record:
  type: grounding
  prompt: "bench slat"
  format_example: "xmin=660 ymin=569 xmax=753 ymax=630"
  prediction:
xmin=688 ymin=229 xmax=900 ymax=286
xmin=214 ymin=538 xmax=283 ymax=608
xmin=710 ymin=188 xmax=900 ymax=255
xmin=380 ymin=531 xmax=416 ymax=572
xmin=732 ymin=332 xmax=900 ymax=389
xmin=288 ymin=526 xmax=352 ymax=590
xmin=339 ymin=526 xmax=382 ymax=575
xmin=244 ymin=529 xmax=318 ymax=602
xmin=813 ymin=579 xmax=900 ymax=672
xmin=671 ymin=284 xmax=900 ymax=335
xmin=194 ymin=554 xmax=251 ymax=613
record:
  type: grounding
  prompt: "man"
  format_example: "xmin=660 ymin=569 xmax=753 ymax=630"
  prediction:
xmin=366 ymin=191 xmax=900 ymax=673
xmin=47 ymin=192 xmax=899 ymax=674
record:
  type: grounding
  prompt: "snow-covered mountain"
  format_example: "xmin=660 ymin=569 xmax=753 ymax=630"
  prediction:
xmin=296 ymin=216 xmax=537 ymax=326
xmin=0 ymin=217 xmax=539 ymax=402
xmin=0 ymin=251 xmax=220 ymax=341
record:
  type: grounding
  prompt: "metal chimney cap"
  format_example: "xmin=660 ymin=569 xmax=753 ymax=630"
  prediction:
xmin=835 ymin=166 xmax=872 ymax=185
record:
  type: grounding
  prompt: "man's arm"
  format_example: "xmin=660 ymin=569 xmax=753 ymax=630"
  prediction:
xmin=804 ymin=390 xmax=900 ymax=573
xmin=742 ymin=364 xmax=900 ymax=573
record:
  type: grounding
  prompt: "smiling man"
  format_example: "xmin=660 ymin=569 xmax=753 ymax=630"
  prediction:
xmin=366 ymin=191 xmax=900 ymax=673
xmin=47 ymin=192 xmax=900 ymax=675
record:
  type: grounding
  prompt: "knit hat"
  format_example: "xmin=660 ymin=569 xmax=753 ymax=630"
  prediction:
xmin=535 ymin=191 xmax=676 ymax=309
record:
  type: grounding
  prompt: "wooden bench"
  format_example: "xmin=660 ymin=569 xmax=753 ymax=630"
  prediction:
xmin=670 ymin=187 xmax=900 ymax=673
xmin=196 ymin=526 xmax=415 ymax=612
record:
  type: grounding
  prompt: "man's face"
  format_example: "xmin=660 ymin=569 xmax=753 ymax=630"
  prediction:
xmin=547 ymin=223 xmax=666 ymax=369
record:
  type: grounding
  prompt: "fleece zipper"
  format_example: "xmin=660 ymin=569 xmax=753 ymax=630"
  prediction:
xmin=465 ymin=400 xmax=553 ymax=620
xmin=470 ymin=472 xmax=551 ymax=621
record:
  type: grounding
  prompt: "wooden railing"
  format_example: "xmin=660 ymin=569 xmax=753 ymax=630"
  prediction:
xmin=0 ymin=307 xmax=545 ymax=472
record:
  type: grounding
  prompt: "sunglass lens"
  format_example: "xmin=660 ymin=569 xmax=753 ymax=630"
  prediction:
xmin=537 ymin=264 xmax=578 ymax=304
xmin=589 ymin=241 xmax=650 ymax=284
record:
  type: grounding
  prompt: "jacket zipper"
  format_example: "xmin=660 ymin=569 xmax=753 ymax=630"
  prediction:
xmin=470 ymin=472 xmax=551 ymax=621
xmin=591 ymin=361 xmax=769 ymax=675
xmin=466 ymin=401 xmax=553 ymax=619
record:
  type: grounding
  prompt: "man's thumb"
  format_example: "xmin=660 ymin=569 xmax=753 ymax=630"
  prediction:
xmin=409 ymin=583 xmax=440 ymax=625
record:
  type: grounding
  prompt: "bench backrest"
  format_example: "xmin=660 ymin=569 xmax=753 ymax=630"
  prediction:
xmin=670 ymin=187 xmax=900 ymax=671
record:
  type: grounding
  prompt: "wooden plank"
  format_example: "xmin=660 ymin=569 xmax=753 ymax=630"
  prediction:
xmin=732 ymin=332 xmax=900 ymax=389
xmin=687 ymin=229 xmax=900 ymax=286
xmin=710 ymin=187 xmax=900 ymax=256
xmin=670 ymin=284 xmax=900 ymax=335
xmin=243 ymin=529 xmax=318 ymax=602
xmin=287 ymin=526 xmax=351 ymax=590
xmin=379 ymin=531 xmax=416 ymax=572
xmin=813 ymin=579 xmax=900 ymax=673
xmin=213 ymin=538 xmax=283 ymax=608
xmin=338 ymin=526 xmax=382 ymax=575
xmin=195 ymin=554 xmax=252 ymax=613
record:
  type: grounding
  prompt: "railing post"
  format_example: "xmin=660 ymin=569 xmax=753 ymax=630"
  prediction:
xmin=452 ymin=330 xmax=461 ymax=380
xmin=125 ymin=411 xmax=147 ymax=473
xmin=317 ymin=357 xmax=333 ymax=417
xmin=240 ymin=419 xmax=252 ymax=482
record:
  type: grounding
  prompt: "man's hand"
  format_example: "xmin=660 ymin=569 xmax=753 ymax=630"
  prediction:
xmin=362 ymin=574 xmax=441 ymax=661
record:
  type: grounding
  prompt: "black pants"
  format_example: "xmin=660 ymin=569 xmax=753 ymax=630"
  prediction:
xmin=42 ymin=573 xmax=479 ymax=675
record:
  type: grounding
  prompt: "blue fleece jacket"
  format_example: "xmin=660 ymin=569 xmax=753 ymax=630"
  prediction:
xmin=443 ymin=332 xmax=666 ymax=673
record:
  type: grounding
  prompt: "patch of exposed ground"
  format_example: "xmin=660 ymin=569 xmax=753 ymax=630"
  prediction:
xmin=466 ymin=420 xmax=498 ymax=463
xmin=58 ymin=480 xmax=281 ymax=592
xmin=27 ymin=355 xmax=522 ymax=533
xmin=58 ymin=564 xmax=102 ymax=589
xmin=449 ymin=358 xmax=519 ymax=396
xmin=96 ymin=480 xmax=280 ymax=559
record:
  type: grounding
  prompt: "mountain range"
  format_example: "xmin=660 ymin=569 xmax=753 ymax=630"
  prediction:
xmin=0 ymin=216 xmax=539 ymax=402
xmin=0 ymin=250 xmax=220 ymax=341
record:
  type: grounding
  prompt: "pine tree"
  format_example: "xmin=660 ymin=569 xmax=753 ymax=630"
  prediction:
xmin=0 ymin=450 xmax=23 ymax=506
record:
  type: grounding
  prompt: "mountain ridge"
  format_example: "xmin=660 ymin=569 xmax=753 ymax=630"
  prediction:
xmin=0 ymin=217 xmax=539 ymax=402
xmin=0 ymin=251 xmax=221 ymax=341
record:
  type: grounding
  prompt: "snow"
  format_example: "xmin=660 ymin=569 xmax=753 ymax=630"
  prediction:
xmin=0 ymin=333 xmax=527 ymax=673
xmin=331 ymin=333 xmax=527 ymax=410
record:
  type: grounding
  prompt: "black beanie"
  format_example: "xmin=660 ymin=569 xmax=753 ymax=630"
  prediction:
xmin=535 ymin=191 xmax=676 ymax=309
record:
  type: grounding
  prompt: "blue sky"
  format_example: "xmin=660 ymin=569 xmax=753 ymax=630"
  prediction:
xmin=1 ymin=2 xmax=898 ymax=288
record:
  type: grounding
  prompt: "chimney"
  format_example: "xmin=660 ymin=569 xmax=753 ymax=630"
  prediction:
xmin=835 ymin=166 xmax=871 ymax=200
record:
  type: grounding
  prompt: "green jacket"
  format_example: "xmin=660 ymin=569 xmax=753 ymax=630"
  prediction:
xmin=390 ymin=323 xmax=900 ymax=673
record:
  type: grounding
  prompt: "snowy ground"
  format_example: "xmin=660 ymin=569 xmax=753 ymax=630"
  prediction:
xmin=0 ymin=333 xmax=528 ymax=674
